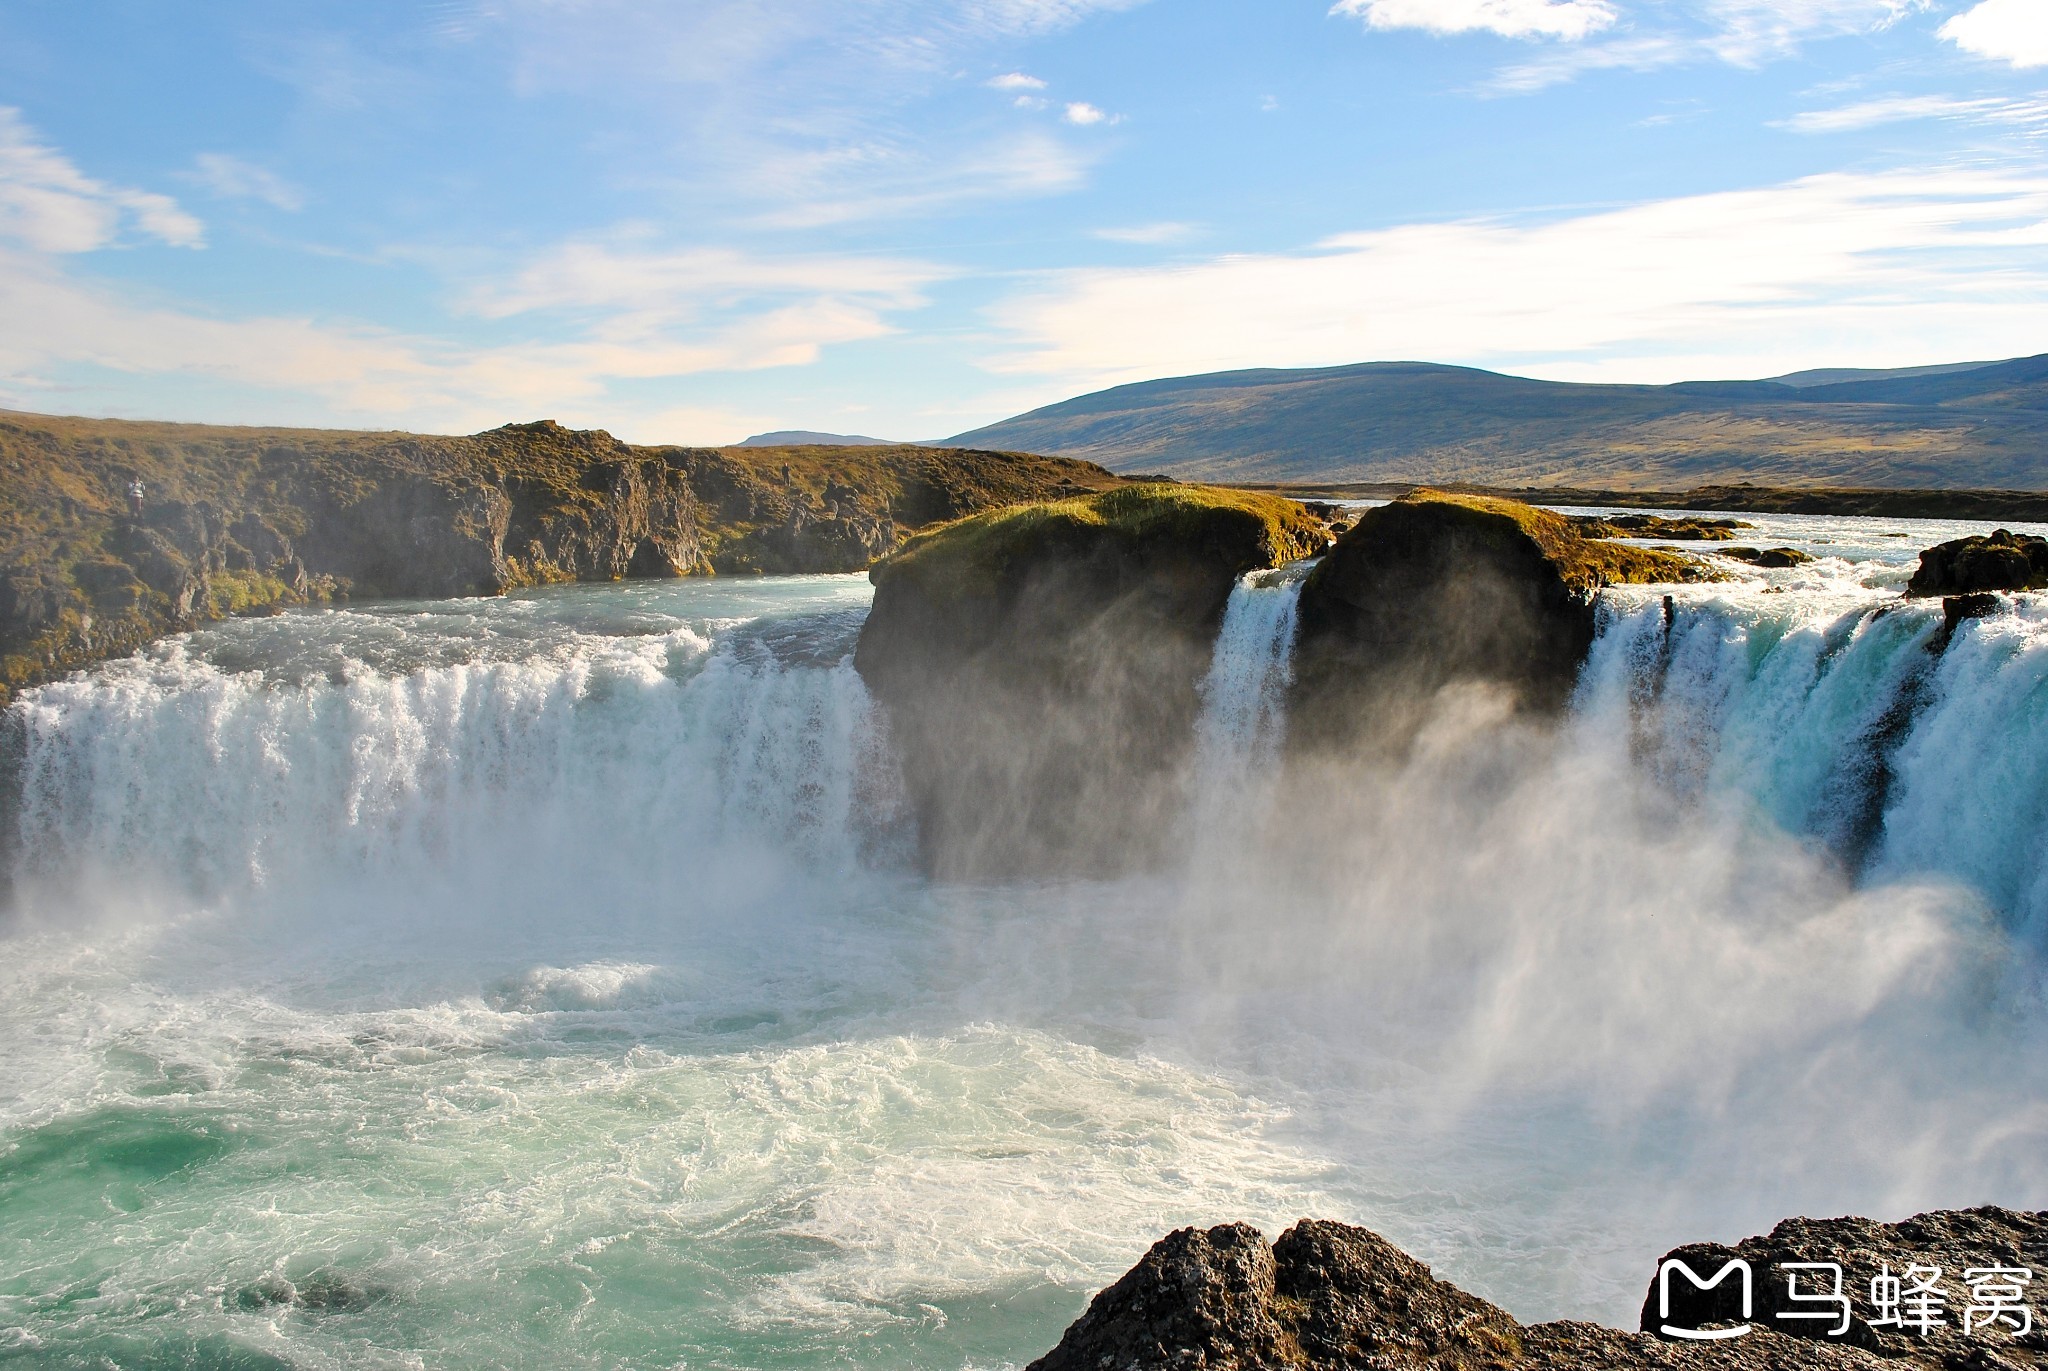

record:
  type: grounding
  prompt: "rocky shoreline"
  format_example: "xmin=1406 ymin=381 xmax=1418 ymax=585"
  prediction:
xmin=1031 ymin=1210 xmax=2048 ymax=1369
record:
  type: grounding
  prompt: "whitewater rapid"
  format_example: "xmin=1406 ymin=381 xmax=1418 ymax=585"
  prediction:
xmin=4 ymin=514 xmax=2048 ymax=1369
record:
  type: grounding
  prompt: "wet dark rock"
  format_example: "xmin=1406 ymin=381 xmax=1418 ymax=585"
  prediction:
xmin=1723 ymin=547 xmax=1815 ymax=568
xmin=1572 ymin=513 xmax=1754 ymax=541
xmin=1031 ymin=1219 xmax=1891 ymax=1371
xmin=1290 ymin=490 xmax=1709 ymax=754
xmin=1907 ymin=530 xmax=2048 ymax=597
xmin=854 ymin=485 xmax=1324 ymax=879
xmin=1944 ymin=593 xmax=2003 ymax=637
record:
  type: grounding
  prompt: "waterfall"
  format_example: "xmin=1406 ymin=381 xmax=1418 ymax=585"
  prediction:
xmin=1577 ymin=588 xmax=2048 ymax=937
xmin=1183 ymin=570 xmax=1304 ymax=851
xmin=5 ymin=610 xmax=900 ymax=924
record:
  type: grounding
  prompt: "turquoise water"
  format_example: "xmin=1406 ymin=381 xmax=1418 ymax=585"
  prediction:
xmin=7 ymin=549 xmax=2048 ymax=1367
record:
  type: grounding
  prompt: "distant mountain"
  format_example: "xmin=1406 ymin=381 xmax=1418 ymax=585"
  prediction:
xmin=947 ymin=355 xmax=2048 ymax=490
xmin=1765 ymin=360 xmax=2003 ymax=388
xmin=738 ymin=430 xmax=896 ymax=447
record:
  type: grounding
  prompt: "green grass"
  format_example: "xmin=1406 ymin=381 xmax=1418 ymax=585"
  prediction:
xmin=1398 ymin=488 xmax=1712 ymax=588
xmin=876 ymin=483 xmax=1327 ymax=597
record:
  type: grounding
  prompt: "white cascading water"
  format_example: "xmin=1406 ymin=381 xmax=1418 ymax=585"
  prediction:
xmin=1582 ymin=585 xmax=2048 ymax=939
xmin=1183 ymin=569 xmax=1304 ymax=853
xmin=6 ymin=606 xmax=891 ymax=920
xmin=5 ymin=523 xmax=2048 ymax=1370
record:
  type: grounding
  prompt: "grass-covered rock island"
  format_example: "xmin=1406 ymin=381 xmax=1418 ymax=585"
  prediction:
xmin=854 ymin=483 xmax=1331 ymax=878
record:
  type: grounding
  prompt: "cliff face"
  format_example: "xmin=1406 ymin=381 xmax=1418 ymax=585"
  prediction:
xmin=1032 ymin=1211 xmax=2048 ymax=1369
xmin=0 ymin=410 xmax=1118 ymax=703
xmin=853 ymin=484 xmax=1330 ymax=879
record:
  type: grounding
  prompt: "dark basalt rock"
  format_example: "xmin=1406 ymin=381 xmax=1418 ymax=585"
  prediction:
xmin=1944 ymin=593 xmax=2003 ymax=637
xmin=853 ymin=485 xmax=1325 ymax=879
xmin=1907 ymin=530 xmax=2048 ymax=597
xmin=1723 ymin=547 xmax=1815 ymax=568
xmin=1572 ymin=513 xmax=1754 ymax=541
xmin=1032 ymin=1219 xmax=1892 ymax=1370
xmin=1289 ymin=490 xmax=1707 ymax=754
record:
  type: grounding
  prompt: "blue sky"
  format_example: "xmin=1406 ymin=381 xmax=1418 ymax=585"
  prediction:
xmin=0 ymin=0 xmax=2043 ymax=442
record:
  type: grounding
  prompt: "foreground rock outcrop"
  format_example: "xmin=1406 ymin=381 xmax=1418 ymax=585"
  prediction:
xmin=853 ymin=484 xmax=1328 ymax=878
xmin=1289 ymin=490 xmax=1709 ymax=753
xmin=1034 ymin=1212 xmax=2048 ymax=1370
xmin=1906 ymin=530 xmax=2048 ymax=597
xmin=0 ymin=409 xmax=1119 ymax=703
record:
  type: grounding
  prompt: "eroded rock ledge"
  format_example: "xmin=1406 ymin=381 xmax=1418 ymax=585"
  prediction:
xmin=1034 ymin=1211 xmax=2048 ymax=1370
xmin=0 ymin=409 xmax=1119 ymax=703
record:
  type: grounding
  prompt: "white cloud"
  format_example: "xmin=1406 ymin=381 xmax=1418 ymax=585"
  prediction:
xmin=1092 ymin=221 xmax=1198 ymax=243
xmin=0 ymin=108 xmax=203 ymax=253
xmin=189 ymin=153 xmax=307 ymax=211
xmin=1783 ymin=92 xmax=2048 ymax=133
xmin=987 ymin=71 xmax=1048 ymax=90
xmin=1333 ymin=0 xmax=1617 ymax=42
xmin=984 ymin=168 xmax=2048 ymax=387
xmin=1063 ymin=101 xmax=1111 ymax=124
xmin=1941 ymin=0 xmax=2048 ymax=68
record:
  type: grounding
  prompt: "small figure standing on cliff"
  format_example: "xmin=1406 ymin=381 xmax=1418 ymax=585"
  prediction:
xmin=126 ymin=479 xmax=146 ymax=518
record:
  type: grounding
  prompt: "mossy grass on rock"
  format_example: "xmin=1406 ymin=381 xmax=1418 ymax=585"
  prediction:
xmin=1290 ymin=489 xmax=1710 ymax=753
xmin=854 ymin=484 xmax=1328 ymax=879
xmin=869 ymin=482 xmax=1325 ymax=600
xmin=0 ymin=407 xmax=1119 ymax=704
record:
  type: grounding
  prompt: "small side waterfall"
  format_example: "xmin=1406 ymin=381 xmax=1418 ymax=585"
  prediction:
xmin=1183 ymin=570 xmax=1305 ymax=850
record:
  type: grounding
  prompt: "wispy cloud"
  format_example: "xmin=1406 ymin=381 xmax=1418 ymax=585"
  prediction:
xmin=1332 ymin=0 xmax=1616 ymax=43
xmin=1063 ymin=101 xmax=1114 ymax=125
xmin=1782 ymin=92 xmax=2048 ymax=133
xmin=188 ymin=153 xmax=307 ymax=212
xmin=437 ymin=0 xmax=1145 ymax=225
xmin=984 ymin=167 xmax=2048 ymax=386
xmin=0 ymin=108 xmax=203 ymax=252
xmin=1092 ymin=221 xmax=1198 ymax=243
xmin=1941 ymin=0 xmax=2048 ymax=69
xmin=743 ymin=130 xmax=1093 ymax=228
xmin=0 ymin=235 xmax=932 ymax=435
xmin=1478 ymin=0 xmax=1931 ymax=92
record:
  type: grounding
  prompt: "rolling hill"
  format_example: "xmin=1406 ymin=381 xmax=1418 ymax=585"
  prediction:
xmin=947 ymin=355 xmax=2048 ymax=490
